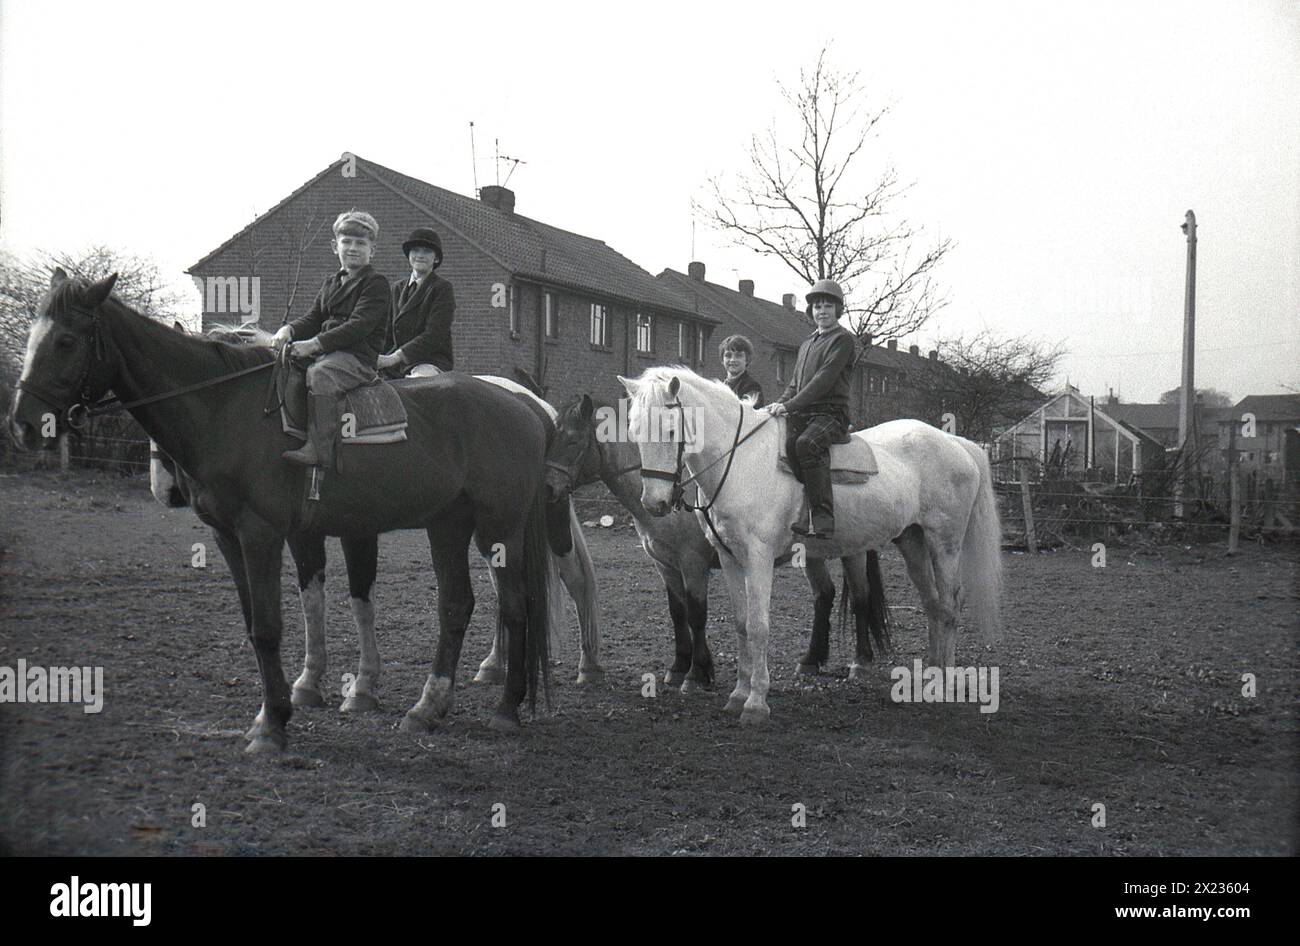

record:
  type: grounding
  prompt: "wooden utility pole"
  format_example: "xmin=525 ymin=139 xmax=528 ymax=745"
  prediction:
xmin=1019 ymin=460 xmax=1038 ymax=554
xmin=1176 ymin=210 xmax=1197 ymax=517
xmin=1227 ymin=420 xmax=1240 ymax=554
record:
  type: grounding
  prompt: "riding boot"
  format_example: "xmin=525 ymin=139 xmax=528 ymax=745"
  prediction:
xmin=283 ymin=394 xmax=339 ymax=469
xmin=792 ymin=464 xmax=835 ymax=538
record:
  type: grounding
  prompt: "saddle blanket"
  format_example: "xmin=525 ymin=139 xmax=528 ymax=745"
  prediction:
xmin=777 ymin=432 xmax=878 ymax=483
xmin=282 ymin=380 xmax=409 ymax=445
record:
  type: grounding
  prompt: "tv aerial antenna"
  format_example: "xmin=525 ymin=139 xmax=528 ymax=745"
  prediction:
xmin=495 ymin=137 xmax=527 ymax=187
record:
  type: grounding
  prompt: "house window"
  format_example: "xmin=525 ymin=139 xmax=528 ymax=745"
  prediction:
xmin=509 ymin=286 xmax=519 ymax=336
xmin=881 ymin=376 xmax=889 ymax=395
xmin=776 ymin=352 xmax=787 ymax=384
xmin=695 ymin=327 xmax=706 ymax=366
xmin=544 ymin=292 xmax=558 ymax=339
xmin=636 ymin=313 xmax=653 ymax=353
xmin=590 ymin=303 xmax=608 ymax=347
xmin=868 ymin=374 xmax=878 ymax=394
xmin=678 ymin=322 xmax=689 ymax=360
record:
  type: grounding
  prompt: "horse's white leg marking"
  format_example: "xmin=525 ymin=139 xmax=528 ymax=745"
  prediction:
xmin=291 ymin=573 xmax=327 ymax=704
xmin=401 ymin=674 xmax=455 ymax=732
xmin=339 ymin=596 xmax=382 ymax=712
xmin=556 ymin=548 xmax=602 ymax=683
xmin=474 ymin=565 xmax=506 ymax=684
xmin=718 ymin=553 xmax=752 ymax=715
xmin=740 ymin=552 xmax=775 ymax=726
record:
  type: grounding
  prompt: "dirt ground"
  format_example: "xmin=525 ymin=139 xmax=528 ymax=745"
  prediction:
xmin=1 ymin=469 xmax=1296 ymax=856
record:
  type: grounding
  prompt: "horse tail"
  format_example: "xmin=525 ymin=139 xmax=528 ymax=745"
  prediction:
xmin=522 ymin=485 xmax=554 ymax=713
xmin=564 ymin=501 xmax=601 ymax=663
xmin=959 ymin=440 xmax=1003 ymax=645
xmin=863 ymin=550 xmax=893 ymax=655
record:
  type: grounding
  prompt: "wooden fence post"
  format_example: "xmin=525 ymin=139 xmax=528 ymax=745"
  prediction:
xmin=1228 ymin=461 xmax=1240 ymax=554
xmin=1020 ymin=461 xmax=1038 ymax=554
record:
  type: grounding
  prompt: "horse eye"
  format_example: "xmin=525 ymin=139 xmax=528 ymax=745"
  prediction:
xmin=55 ymin=334 xmax=77 ymax=352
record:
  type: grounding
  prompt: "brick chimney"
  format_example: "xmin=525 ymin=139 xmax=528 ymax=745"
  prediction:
xmin=688 ymin=261 xmax=706 ymax=281
xmin=479 ymin=185 xmax=515 ymax=214
xmin=887 ymin=339 xmax=897 ymax=351
xmin=909 ymin=344 xmax=920 ymax=356
xmin=738 ymin=279 xmax=754 ymax=296
xmin=782 ymin=293 xmax=796 ymax=310
xmin=1107 ymin=388 xmax=1118 ymax=406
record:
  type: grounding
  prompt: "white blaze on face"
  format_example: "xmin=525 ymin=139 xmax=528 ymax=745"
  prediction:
xmin=19 ymin=315 xmax=55 ymax=388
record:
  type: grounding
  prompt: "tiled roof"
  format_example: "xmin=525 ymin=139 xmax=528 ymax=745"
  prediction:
xmin=359 ymin=158 xmax=711 ymax=321
xmin=1229 ymin=394 xmax=1300 ymax=422
xmin=189 ymin=153 xmax=711 ymax=322
xmin=1105 ymin=401 xmax=1232 ymax=430
xmin=657 ymin=269 xmax=808 ymax=347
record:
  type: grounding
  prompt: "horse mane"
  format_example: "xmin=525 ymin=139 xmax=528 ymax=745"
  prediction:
xmin=92 ymin=293 xmax=272 ymax=373
xmin=626 ymin=365 xmax=743 ymax=412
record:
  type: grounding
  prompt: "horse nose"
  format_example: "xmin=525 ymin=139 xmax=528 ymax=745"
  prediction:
xmin=645 ymin=497 xmax=669 ymax=517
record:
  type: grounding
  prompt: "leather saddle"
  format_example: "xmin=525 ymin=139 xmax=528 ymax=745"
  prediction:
xmin=279 ymin=363 xmax=408 ymax=445
xmin=777 ymin=428 xmax=878 ymax=483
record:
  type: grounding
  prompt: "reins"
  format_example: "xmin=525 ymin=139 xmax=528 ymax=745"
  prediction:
xmin=640 ymin=397 xmax=774 ymax=559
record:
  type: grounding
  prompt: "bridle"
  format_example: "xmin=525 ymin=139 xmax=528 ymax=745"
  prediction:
xmin=16 ymin=295 xmax=275 ymax=431
xmin=639 ymin=394 xmax=772 ymax=558
xmin=544 ymin=408 xmax=641 ymax=496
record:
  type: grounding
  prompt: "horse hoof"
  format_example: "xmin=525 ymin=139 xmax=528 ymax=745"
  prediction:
xmin=291 ymin=686 xmax=326 ymax=709
xmin=680 ymin=678 xmax=710 ymax=695
xmin=723 ymin=696 xmax=746 ymax=715
xmin=340 ymin=692 xmax=381 ymax=714
xmin=488 ymin=713 xmax=521 ymax=735
xmin=576 ymin=667 xmax=606 ymax=687
xmin=739 ymin=705 xmax=771 ymax=727
xmin=796 ymin=662 xmax=821 ymax=677
xmin=847 ymin=665 xmax=869 ymax=684
xmin=473 ymin=666 xmax=506 ymax=685
xmin=244 ymin=733 xmax=286 ymax=755
xmin=399 ymin=712 xmax=432 ymax=734
xmin=664 ymin=669 xmax=687 ymax=686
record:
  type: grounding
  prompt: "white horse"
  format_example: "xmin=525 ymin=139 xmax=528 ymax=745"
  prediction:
xmin=619 ymin=366 xmax=1002 ymax=726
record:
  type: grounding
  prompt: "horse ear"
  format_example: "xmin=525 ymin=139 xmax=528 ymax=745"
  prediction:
xmin=172 ymin=320 xmax=187 ymax=333
xmin=82 ymin=273 xmax=119 ymax=307
xmin=50 ymin=267 xmax=69 ymax=288
xmin=616 ymin=374 xmax=636 ymax=395
xmin=668 ymin=375 xmax=680 ymax=398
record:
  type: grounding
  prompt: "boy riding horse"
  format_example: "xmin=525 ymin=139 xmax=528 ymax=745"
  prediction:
xmin=272 ymin=210 xmax=391 ymax=469
xmin=763 ymin=279 xmax=857 ymax=539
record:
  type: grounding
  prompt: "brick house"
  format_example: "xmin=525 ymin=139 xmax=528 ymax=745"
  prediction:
xmin=1217 ymin=394 xmax=1300 ymax=496
xmin=187 ymin=153 xmax=718 ymax=408
xmin=656 ymin=262 xmax=960 ymax=429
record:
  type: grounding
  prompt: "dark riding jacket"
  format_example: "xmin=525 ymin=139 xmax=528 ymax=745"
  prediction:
xmin=286 ymin=265 xmax=391 ymax=368
xmin=778 ymin=325 xmax=857 ymax=415
xmin=725 ymin=371 xmax=764 ymax=408
xmin=385 ymin=273 xmax=456 ymax=372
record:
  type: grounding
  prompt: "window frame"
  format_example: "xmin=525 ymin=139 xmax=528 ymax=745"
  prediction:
xmin=589 ymin=302 xmax=609 ymax=349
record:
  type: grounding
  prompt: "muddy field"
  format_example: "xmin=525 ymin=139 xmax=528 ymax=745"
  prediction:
xmin=1 ymin=469 xmax=1296 ymax=856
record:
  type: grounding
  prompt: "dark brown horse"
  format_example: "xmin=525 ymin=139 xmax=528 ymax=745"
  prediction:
xmin=9 ymin=270 xmax=552 ymax=751
xmin=543 ymin=394 xmax=891 ymax=689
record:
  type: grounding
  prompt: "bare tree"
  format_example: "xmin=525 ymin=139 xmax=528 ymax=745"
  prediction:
xmin=696 ymin=46 xmax=951 ymax=343
xmin=0 ymin=246 xmax=184 ymax=383
xmin=919 ymin=330 xmax=1066 ymax=443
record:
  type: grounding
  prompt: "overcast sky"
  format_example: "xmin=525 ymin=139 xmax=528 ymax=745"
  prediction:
xmin=2 ymin=0 xmax=1296 ymax=403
